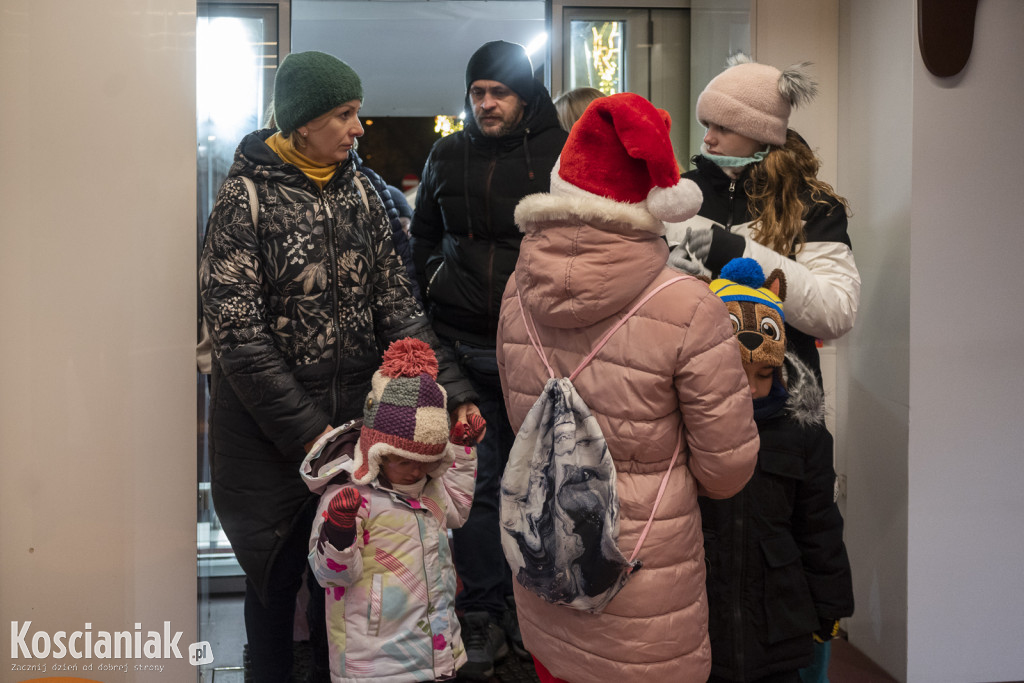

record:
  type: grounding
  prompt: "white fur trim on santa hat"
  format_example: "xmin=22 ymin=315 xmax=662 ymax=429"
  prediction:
xmin=515 ymin=160 xmax=701 ymax=234
xmin=647 ymin=179 xmax=703 ymax=222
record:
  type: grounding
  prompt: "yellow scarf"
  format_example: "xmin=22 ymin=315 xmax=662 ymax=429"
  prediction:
xmin=265 ymin=132 xmax=338 ymax=189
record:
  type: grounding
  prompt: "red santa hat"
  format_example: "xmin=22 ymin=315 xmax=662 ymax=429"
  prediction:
xmin=550 ymin=92 xmax=702 ymax=227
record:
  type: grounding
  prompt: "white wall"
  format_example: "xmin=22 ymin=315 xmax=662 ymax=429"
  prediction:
xmin=751 ymin=0 xmax=839 ymax=187
xmin=688 ymin=0 xmax=752 ymax=163
xmin=906 ymin=1 xmax=1024 ymax=680
xmin=0 ymin=1 xmax=198 ymax=681
xmin=840 ymin=1 xmax=1024 ymax=681
xmin=838 ymin=1 xmax=913 ymax=678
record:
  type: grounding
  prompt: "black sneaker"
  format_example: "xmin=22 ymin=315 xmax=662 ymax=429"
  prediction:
xmin=500 ymin=595 xmax=529 ymax=659
xmin=458 ymin=611 xmax=509 ymax=680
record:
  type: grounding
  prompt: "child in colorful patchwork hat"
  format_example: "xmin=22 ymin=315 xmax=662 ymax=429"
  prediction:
xmin=300 ymin=338 xmax=485 ymax=682
xmin=701 ymin=258 xmax=854 ymax=683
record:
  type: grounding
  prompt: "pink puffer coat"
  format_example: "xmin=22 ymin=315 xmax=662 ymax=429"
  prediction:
xmin=496 ymin=191 xmax=759 ymax=682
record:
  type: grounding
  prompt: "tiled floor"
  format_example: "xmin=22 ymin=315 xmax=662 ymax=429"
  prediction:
xmin=197 ymin=593 xmax=247 ymax=683
xmin=198 ymin=593 xmax=897 ymax=682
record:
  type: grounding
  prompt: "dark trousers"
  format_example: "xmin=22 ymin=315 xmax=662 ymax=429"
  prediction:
xmin=448 ymin=340 xmax=515 ymax=617
xmin=243 ymin=499 xmax=329 ymax=682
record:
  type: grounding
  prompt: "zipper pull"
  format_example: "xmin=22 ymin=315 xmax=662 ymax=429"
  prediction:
xmin=726 ymin=180 xmax=737 ymax=230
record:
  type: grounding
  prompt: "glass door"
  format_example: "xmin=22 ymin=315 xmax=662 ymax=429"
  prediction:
xmin=196 ymin=2 xmax=287 ymax=679
xmin=556 ymin=7 xmax=691 ymax=166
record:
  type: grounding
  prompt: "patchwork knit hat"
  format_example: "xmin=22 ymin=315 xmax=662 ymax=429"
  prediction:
xmin=551 ymin=92 xmax=703 ymax=227
xmin=710 ymin=258 xmax=788 ymax=367
xmin=273 ymin=51 xmax=363 ymax=135
xmin=352 ymin=338 xmax=455 ymax=485
xmin=696 ymin=54 xmax=817 ymax=146
xmin=465 ymin=40 xmax=537 ymax=100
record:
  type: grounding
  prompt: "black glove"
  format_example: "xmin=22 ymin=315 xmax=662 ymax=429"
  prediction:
xmin=813 ymin=617 xmax=840 ymax=643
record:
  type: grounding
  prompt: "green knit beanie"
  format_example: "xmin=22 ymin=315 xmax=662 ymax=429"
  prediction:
xmin=273 ymin=51 xmax=363 ymax=135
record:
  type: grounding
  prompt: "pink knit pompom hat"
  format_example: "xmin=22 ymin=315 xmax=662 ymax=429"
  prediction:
xmin=696 ymin=54 xmax=817 ymax=146
xmin=552 ymin=92 xmax=702 ymax=225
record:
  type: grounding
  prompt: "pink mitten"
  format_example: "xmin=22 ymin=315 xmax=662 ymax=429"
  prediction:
xmin=450 ymin=413 xmax=486 ymax=446
xmin=323 ymin=487 xmax=362 ymax=549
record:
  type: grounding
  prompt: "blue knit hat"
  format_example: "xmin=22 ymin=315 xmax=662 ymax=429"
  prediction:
xmin=709 ymin=258 xmax=785 ymax=320
xmin=710 ymin=258 xmax=788 ymax=367
xmin=273 ymin=51 xmax=363 ymax=135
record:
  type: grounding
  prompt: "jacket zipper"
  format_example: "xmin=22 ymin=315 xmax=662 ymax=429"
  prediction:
xmin=323 ymin=190 xmax=342 ymax=422
xmin=522 ymin=127 xmax=534 ymax=180
xmin=725 ymin=179 xmax=737 ymax=230
xmin=425 ymin=261 xmax=444 ymax=301
xmin=484 ymin=156 xmax=497 ymax=334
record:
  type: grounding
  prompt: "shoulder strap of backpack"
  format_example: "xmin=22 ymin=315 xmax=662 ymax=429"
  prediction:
xmin=516 ymin=276 xmax=688 ymax=380
xmin=628 ymin=427 xmax=682 ymax=564
xmin=353 ymin=174 xmax=370 ymax=213
xmin=239 ymin=176 xmax=259 ymax=226
xmin=243 ymin=173 xmax=368 ymax=220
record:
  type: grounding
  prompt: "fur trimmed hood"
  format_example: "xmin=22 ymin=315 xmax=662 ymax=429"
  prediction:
xmin=781 ymin=353 xmax=826 ymax=428
xmin=511 ymin=204 xmax=671 ymax=329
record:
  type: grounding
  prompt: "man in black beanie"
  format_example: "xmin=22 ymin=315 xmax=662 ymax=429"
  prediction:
xmin=410 ymin=40 xmax=568 ymax=680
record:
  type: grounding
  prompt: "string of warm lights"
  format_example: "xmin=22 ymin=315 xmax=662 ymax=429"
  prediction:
xmin=590 ymin=23 xmax=620 ymax=94
xmin=435 ymin=115 xmax=464 ymax=137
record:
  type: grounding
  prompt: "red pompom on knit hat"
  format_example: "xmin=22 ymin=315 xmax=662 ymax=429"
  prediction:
xmin=551 ymin=92 xmax=702 ymax=224
xmin=352 ymin=338 xmax=454 ymax=485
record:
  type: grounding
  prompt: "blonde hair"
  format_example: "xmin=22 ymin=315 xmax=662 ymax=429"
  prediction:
xmin=553 ymin=87 xmax=605 ymax=132
xmin=745 ymin=129 xmax=851 ymax=255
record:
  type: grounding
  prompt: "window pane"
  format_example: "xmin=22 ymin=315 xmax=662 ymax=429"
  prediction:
xmin=568 ymin=20 xmax=623 ymax=95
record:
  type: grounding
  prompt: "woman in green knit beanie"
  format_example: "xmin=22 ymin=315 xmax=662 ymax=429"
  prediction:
xmin=199 ymin=50 xmax=482 ymax=682
xmin=272 ymin=50 xmax=365 ymax=166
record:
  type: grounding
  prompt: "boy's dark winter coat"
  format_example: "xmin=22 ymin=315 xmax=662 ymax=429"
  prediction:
xmin=699 ymin=355 xmax=854 ymax=682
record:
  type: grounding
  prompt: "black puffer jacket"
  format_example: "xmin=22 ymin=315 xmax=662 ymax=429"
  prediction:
xmin=699 ymin=355 xmax=854 ymax=682
xmin=410 ymin=90 xmax=567 ymax=346
xmin=200 ymin=129 xmax=474 ymax=600
xmin=353 ymin=150 xmax=421 ymax=303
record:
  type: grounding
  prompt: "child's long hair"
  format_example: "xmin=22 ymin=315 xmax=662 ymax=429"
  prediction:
xmin=745 ymin=129 xmax=851 ymax=255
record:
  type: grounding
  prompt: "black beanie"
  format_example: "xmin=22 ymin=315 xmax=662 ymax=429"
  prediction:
xmin=465 ymin=41 xmax=536 ymax=101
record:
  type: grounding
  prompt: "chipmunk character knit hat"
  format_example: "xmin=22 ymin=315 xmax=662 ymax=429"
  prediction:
xmin=551 ymin=92 xmax=703 ymax=226
xmin=273 ymin=51 xmax=363 ymax=135
xmin=466 ymin=40 xmax=537 ymax=100
xmin=710 ymin=258 xmax=788 ymax=367
xmin=352 ymin=338 xmax=455 ymax=485
xmin=696 ymin=54 xmax=817 ymax=146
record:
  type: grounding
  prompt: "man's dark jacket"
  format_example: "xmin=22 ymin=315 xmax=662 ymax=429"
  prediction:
xmin=411 ymin=87 xmax=567 ymax=347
